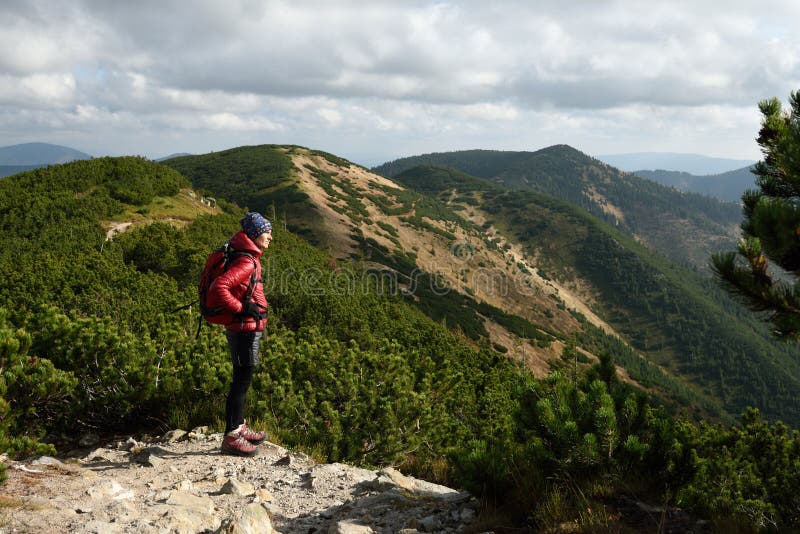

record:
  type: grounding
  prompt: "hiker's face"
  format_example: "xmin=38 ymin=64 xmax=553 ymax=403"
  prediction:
xmin=254 ymin=230 xmax=272 ymax=251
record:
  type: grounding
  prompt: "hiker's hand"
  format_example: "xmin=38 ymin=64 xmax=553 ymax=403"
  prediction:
xmin=241 ymin=300 xmax=262 ymax=320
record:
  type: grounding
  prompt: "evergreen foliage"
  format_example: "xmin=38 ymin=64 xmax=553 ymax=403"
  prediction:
xmin=163 ymin=145 xmax=326 ymax=243
xmin=393 ymin=165 xmax=800 ymax=426
xmin=3 ymin=153 xmax=800 ymax=530
xmin=713 ymin=89 xmax=800 ymax=339
xmin=375 ymin=147 xmax=742 ymax=270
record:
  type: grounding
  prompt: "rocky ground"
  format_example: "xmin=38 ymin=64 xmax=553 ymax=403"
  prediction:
xmin=0 ymin=427 xmax=479 ymax=533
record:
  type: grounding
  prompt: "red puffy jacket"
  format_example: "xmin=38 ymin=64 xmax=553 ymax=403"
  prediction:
xmin=206 ymin=231 xmax=268 ymax=332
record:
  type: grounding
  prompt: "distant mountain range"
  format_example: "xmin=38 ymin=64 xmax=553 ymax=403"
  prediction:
xmin=0 ymin=142 xmax=93 ymax=178
xmin=596 ymin=152 xmax=756 ymax=175
xmin=0 ymin=142 xmax=92 ymax=165
xmin=634 ymin=166 xmax=756 ymax=203
xmin=156 ymin=152 xmax=192 ymax=161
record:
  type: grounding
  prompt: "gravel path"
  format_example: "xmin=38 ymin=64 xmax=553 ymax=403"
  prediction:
xmin=0 ymin=428 xmax=478 ymax=533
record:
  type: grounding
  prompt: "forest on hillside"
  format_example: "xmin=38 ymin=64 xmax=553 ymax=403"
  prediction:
xmin=2 ymin=156 xmax=800 ymax=530
xmin=164 ymin=147 xmax=800 ymax=430
xmin=390 ymin=164 xmax=800 ymax=427
xmin=374 ymin=146 xmax=742 ymax=270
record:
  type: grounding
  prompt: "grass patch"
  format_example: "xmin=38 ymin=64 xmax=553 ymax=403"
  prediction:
xmin=109 ymin=189 xmax=221 ymax=228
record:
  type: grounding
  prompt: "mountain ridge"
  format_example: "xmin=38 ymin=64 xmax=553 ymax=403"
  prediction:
xmin=596 ymin=151 xmax=756 ymax=175
xmin=0 ymin=142 xmax=92 ymax=165
xmin=634 ymin=166 xmax=755 ymax=203
xmin=5 ymin=149 xmax=800 ymax=530
xmin=372 ymin=145 xmax=742 ymax=271
xmin=166 ymin=144 xmax=800 ymax=426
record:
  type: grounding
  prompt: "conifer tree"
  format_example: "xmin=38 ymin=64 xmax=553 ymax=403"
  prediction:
xmin=712 ymin=90 xmax=800 ymax=338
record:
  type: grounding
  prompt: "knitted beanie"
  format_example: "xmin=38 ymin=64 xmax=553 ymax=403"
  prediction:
xmin=240 ymin=212 xmax=272 ymax=239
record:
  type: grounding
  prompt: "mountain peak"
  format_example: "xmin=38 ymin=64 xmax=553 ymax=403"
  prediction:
xmin=0 ymin=142 xmax=92 ymax=165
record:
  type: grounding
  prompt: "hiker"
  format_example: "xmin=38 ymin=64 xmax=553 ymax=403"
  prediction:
xmin=207 ymin=211 xmax=272 ymax=456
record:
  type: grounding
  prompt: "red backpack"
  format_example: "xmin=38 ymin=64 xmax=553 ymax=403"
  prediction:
xmin=199 ymin=241 xmax=257 ymax=324
xmin=176 ymin=242 xmax=257 ymax=336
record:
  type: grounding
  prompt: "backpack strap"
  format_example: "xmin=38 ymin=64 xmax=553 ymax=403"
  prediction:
xmin=230 ymin=252 xmax=266 ymax=318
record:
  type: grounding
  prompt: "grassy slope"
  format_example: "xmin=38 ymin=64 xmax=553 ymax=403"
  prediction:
xmin=373 ymin=146 xmax=742 ymax=270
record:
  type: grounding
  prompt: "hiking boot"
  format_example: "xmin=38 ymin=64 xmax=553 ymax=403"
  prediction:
xmin=221 ymin=433 xmax=257 ymax=457
xmin=239 ymin=420 xmax=267 ymax=444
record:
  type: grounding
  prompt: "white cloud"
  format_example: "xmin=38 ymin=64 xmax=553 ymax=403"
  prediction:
xmin=317 ymin=108 xmax=342 ymax=126
xmin=201 ymin=112 xmax=282 ymax=132
xmin=2 ymin=0 xmax=799 ymax=162
xmin=0 ymin=73 xmax=76 ymax=107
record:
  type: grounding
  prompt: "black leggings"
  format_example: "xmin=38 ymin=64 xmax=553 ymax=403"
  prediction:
xmin=225 ymin=364 xmax=255 ymax=434
xmin=224 ymin=331 xmax=262 ymax=434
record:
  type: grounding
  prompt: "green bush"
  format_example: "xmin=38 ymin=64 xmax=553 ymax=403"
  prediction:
xmin=0 ymin=311 xmax=74 ymax=458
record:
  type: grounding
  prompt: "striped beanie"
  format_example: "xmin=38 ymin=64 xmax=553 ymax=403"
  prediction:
xmin=240 ymin=212 xmax=272 ymax=239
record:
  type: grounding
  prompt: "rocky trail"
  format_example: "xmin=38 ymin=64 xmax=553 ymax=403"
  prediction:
xmin=0 ymin=428 xmax=479 ymax=534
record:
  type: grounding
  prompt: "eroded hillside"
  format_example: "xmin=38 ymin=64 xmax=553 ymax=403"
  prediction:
xmin=283 ymin=148 xmax=624 ymax=377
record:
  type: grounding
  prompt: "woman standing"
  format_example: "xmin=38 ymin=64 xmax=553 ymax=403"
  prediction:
xmin=207 ymin=211 xmax=272 ymax=456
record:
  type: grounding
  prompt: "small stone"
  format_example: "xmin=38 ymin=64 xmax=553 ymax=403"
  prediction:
xmin=175 ymin=479 xmax=194 ymax=491
xmin=162 ymin=429 xmax=187 ymax=443
xmin=165 ymin=490 xmax=215 ymax=515
xmin=83 ymin=519 xmax=116 ymax=533
xmin=224 ymin=502 xmax=274 ymax=533
xmin=255 ymin=488 xmax=273 ymax=501
xmin=221 ymin=477 xmax=256 ymax=496
xmin=191 ymin=425 xmax=209 ymax=435
xmin=87 ymin=480 xmax=134 ymax=500
xmin=329 ymin=520 xmax=375 ymax=534
xmin=260 ymin=442 xmax=287 ymax=457
xmin=25 ymin=496 xmax=52 ymax=510
xmin=31 ymin=456 xmax=63 ymax=466
xmin=118 ymin=437 xmax=139 ymax=451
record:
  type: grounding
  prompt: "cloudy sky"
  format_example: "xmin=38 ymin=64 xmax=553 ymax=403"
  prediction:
xmin=2 ymin=0 xmax=799 ymax=166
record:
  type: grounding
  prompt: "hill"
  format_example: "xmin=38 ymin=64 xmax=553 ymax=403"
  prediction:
xmin=0 ymin=165 xmax=41 ymax=178
xmin=595 ymin=151 xmax=755 ymax=175
xmin=391 ymin=164 xmax=800 ymax=423
xmin=156 ymin=152 xmax=193 ymax=161
xmin=0 ymin=142 xmax=92 ymax=165
xmin=166 ymin=146 xmax=800 ymax=428
xmin=0 ymin=154 xmax=585 ymax=519
xmin=372 ymin=146 xmax=742 ymax=271
xmin=635 ymin=166 xmax=756 ymax=203
xmin=4 ymin=153 xmax=800 ymax=530
xmin=165 ymin=147 xmax=644 ymax=379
